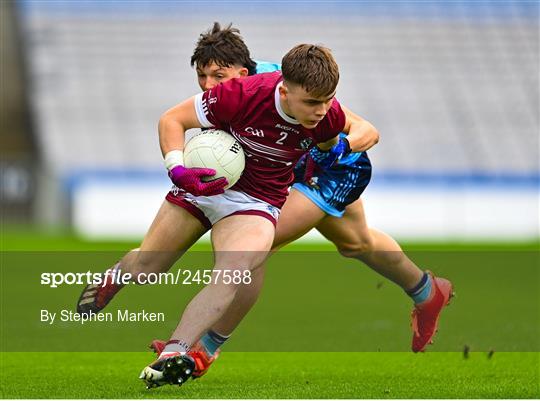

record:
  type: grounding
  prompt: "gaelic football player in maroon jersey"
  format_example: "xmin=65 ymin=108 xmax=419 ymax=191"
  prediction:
xmin=151 ymin=27 xmax=453 ymax=374
xmin=136 ymin=43 xmax=385 ymax=387
xmin=78 ymin=24 xmax=453 ymax=385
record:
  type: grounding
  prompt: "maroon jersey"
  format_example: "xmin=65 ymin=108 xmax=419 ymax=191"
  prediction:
xmin=194 ymin=71 xmax=345 ymax=208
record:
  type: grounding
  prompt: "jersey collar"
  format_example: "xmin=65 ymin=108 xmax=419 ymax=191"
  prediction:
xmin=275 ymin=82 xmax=300 ymax=125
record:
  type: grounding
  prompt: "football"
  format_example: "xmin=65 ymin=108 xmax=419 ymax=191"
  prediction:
xmin=184 ymin=129 xmax=245 ymax=189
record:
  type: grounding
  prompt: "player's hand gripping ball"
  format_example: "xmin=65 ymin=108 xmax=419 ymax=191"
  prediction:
xmin=183 ymin=129 xmax=245 ymax=192
xmin=168 ymin=165 xmax=227 ymax=196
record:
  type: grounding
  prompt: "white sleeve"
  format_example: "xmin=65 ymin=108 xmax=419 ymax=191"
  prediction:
xmin=194 ymin=93 xmax=214 ymax=128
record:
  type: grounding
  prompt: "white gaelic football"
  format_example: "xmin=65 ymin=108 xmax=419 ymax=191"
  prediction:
xmin=184 ymin=129 xmax=245 ymax=189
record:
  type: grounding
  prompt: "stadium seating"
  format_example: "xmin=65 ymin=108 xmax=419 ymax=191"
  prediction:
xmin=18 ymin=1 xmax=538 ymax=175
xmin=15 ymin=1 xmax=539 ymax=239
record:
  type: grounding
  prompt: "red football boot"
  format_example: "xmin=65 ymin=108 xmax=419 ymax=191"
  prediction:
xmin=76 ymin=266 xmax=124 ymax=314
xmin=149 ymin=339 xmax=220 ymax=378
xmin=411 ymin=271 xmax=454 ymax=353
xmin=189 ymin=342 xmax=221 ymax=378
xmin=149 ymin=339 xmax=167 ymax=355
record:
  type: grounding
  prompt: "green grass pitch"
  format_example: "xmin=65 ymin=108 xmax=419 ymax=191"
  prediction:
xmin=1 ymin=352 xmax=538 ymax=398
xmin=1 ymin=230 xmax=539 ymax=398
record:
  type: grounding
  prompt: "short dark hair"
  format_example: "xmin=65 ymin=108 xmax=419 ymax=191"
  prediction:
xmin=281 ymin=44 xmax=339 ymax=98
xmin=191 ymin=22 xmax=257 ymax=76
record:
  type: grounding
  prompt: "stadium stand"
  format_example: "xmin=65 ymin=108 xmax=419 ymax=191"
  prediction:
xmin=14 ymin=1 xmax=539 ymax=239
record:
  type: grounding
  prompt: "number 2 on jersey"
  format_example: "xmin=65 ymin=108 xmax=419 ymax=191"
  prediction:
xmin=276 ymin=131 xmax=288 ymax=145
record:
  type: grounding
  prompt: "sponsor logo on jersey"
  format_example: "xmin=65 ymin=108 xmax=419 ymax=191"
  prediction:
xmin=275 ymin=124 xmax=300 ymax=134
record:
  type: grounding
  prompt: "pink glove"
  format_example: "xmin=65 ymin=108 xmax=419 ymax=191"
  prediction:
xmin=168 ymin=165 xmax=228 ymax=196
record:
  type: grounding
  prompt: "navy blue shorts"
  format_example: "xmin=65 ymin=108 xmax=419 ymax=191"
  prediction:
xmin=292 ymin=152 xmax=372 ymax=217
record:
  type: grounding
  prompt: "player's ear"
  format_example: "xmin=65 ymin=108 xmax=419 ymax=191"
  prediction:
xmin=279 ymin=83 xmax=288 ymax=98
xmin=238 ymin=67 xmax=249 ymax=77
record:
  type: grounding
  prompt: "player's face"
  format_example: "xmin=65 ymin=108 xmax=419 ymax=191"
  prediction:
xmin=280 ymin=83 xmax=335 ymax=129
xmin=196 ymin=62 xmax=249 ymax=91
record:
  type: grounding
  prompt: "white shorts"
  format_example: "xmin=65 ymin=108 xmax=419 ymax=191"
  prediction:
xmin=166 ymin=187 xmax=280 ymax=229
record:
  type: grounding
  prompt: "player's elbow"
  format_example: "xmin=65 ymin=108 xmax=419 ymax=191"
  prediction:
xmin=158 ymin=112 xmax=175 ymax=132
xmin=373 ymin=131 xmax=380 ymax=147
xmin=158 ymin=113 xmax=188 ymax=141
xmin=368 ymin=123 xmax=380 ymax=145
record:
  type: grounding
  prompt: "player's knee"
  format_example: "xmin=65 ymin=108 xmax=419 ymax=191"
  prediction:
xmin=336 ymin=234 xmax=374 ymax=259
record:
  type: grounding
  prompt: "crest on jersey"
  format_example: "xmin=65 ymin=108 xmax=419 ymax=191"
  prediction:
xmin=300 ymin=138 xmax=313 ymax=150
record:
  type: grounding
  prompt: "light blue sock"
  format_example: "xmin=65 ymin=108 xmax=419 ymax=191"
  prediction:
xmin=406 ymin=272 xmax=433 ymax=304
xmin=200 ymin=330 xmax=229 ymax=356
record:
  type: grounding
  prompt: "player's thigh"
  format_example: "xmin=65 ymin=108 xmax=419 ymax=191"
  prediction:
xmin=211 ymin=214 xmax=275 ymax=271
xmin=273 ymin=188 xmax=326 ymax=249
xmin=131 ymin=200 xmax=207 ymax=273
xmin=315 ymin=198 xmax=372 ymax=253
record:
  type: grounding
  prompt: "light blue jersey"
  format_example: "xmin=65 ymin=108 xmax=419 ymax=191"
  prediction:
xmin=255 ymin=60 xmax=281 ymax=73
